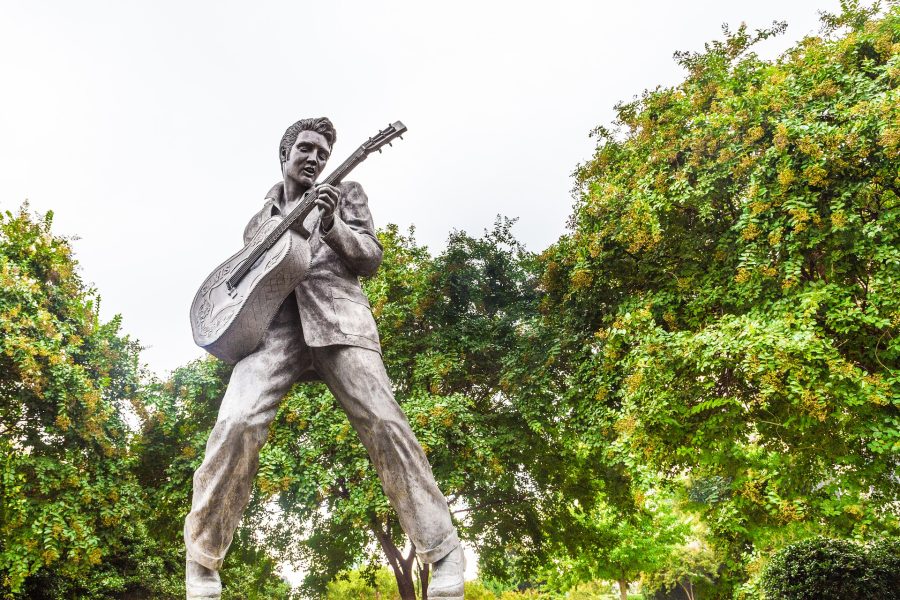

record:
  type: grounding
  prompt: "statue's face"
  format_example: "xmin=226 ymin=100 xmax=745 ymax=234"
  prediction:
xmin=283 ymin=130 xmax=331 ymax=189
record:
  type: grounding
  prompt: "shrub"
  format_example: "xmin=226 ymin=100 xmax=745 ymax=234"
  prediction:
xmin=761 ymin=536 xmax=900 ymax=600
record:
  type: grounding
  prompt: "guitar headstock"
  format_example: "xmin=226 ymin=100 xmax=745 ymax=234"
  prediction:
xmin=361 ymin=121 xmax=407 ymax=155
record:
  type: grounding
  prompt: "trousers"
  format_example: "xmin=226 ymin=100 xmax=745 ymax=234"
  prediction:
xmin=184 ymin=298 xmax=458 ymax=570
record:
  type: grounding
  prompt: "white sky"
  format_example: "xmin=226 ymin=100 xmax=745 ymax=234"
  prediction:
xmin=1 ymin=0 xmax=840 ymax=375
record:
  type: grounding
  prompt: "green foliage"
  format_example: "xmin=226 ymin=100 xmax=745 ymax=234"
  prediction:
xmin=121 ymin=220 xmax=548 ymax=599
xmin=562 ymin=580 xmax=636 ymax=600
xmin=760 ymin=536 xmax=900 ymax=600
xmin=0 ymin=205 xmax=291 ymax=598
xmin=539 ymin=496 xmax=688 ymax=596
xmin=642 ymin=534 xmax=719 ymax=600
xmin=325 ymin=567 xmax=400 ymax=599
xmin=463 ymin=580 xmax=501 ymax=600
xmin=136 ymin=357 xmax=294 ymax=599
xmin=248 ymin=220 xmax=551 ymax=596
xmin=540 ymin=2 xmax=900 ymax=588
xmin=6 ymin=5 xmax=899 ymax=598
xmin=0 ymin=205 xmax=151 ymax=597
xmin=136 ymin=357 xmax=231 ymax=558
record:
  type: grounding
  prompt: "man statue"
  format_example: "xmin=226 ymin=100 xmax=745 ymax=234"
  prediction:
xmin=184 ymin=117 xmax=464 ymax=599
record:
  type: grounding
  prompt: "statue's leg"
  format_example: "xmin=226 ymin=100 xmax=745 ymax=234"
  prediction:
xmin=185 ymin=298 xmax=310 ymax=572
xmin=311 ymin=345 xmax=460 ymax=564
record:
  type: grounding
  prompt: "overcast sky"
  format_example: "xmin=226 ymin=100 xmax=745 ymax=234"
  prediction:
xmin=1 ymin=0 xmax=840 ymax=375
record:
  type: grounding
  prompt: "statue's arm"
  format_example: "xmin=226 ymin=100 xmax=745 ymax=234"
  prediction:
xmin=321 ymin=181 xmax=383 ymax=276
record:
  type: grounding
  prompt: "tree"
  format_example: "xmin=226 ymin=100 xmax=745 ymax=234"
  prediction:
xmin=0 ymin=205 xmax=148 ymax=598
xmin=136 ymin=357 xmax=294 ymax=599
xmin=237 ymin=221 xmax=552 ymax=599
xmin=0 ymin=204 xmax=293 ymax=599
xmin=540 ymin=0 xmax=900 ymax=590
xmin=643 ymin=535 xmax=719 ymax=600
xmin=539 ymin=496 xmax=688 ymax=600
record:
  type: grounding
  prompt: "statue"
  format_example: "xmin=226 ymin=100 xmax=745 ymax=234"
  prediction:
xmin=184 ymin=117 xmax=464 ymax=599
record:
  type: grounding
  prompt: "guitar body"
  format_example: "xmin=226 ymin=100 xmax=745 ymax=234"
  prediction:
xmin=190 ymin=216 xmax=311 ymax=364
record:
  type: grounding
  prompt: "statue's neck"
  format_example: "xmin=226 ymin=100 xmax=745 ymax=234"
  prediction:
xmin=282 ymin=178 xmax=312 ymax=212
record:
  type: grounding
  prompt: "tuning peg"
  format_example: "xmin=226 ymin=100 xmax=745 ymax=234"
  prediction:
xmin=378 ymin=148 xmax=383 ymax=153
xmin=388 ymin=142 xmax=393 ymax=146
xmin=399 ymin=136 xmax=404 ymax=140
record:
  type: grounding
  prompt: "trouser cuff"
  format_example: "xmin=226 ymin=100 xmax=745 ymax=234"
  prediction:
xmin=185 ymin=529 xmax=224 ymax=571
xmin=416 ymin=530 xmax=460 ymax=564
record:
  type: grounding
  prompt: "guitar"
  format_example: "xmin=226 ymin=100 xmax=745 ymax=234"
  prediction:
xmin=189 ymin=121 xmax=407 ymax=364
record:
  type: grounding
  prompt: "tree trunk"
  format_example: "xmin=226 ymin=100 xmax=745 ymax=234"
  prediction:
xmin=370 ymin=515 xmax=418 ymax=600
xmin=418 ymin=562 xmax=430 ymax=600
xmin=618 ymin=578 xmax=629 ymax=600
xmin=395 ymin=571 xmax=416 ymax=600
xmin=679 ymin=579 xmax=695 ymax=600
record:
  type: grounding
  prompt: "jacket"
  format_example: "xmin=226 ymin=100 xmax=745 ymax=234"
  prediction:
xmin=242 ymin=180 xmax=383 ymax=355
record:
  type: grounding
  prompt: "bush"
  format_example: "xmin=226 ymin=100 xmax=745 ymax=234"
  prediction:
xmin=869 ymin=538 xmax=900 ymax=597
xmin=761 ymin=536 xmax=900 ymax=600
xmin=464 ymin=580 xmax=500 ymax=599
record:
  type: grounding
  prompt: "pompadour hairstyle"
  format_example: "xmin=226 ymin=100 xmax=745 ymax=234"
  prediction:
xmin=279 ymin=117 xmax=337 ymax=165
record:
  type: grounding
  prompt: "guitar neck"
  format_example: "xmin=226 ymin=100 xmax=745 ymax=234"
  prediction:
xmin=281 ymin=149 xmax=366 ymax=230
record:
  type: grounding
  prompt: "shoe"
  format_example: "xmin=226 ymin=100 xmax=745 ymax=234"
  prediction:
xmin=429 ymin=543 xmax=465 ymax=599
xmin=186 ymin=558 xmax=221 ymax=600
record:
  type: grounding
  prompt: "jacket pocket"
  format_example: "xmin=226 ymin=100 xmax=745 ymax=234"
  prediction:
xmin=331 ymin=291 xmax=377 ymax=341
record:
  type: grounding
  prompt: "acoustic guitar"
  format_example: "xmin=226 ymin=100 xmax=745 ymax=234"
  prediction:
xmin=189 ymin=121 xmax=407 ymax=364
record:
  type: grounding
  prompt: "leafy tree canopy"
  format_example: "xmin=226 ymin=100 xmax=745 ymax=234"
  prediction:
xmin=540 ymin=0 xmax=900 ymax=588
xmin=0 ymin=205 xmax=147 ymax=597
xmin=247 ymin=220 xmax=554 ymax=599
xmin=0 ymin=205 xmax=292 ymax=599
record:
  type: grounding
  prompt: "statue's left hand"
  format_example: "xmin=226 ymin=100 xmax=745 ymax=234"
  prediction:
xmin=315 ymin=184 xmax=340 ymax=230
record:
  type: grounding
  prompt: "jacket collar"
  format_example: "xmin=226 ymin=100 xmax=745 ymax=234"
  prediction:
xmin=264 ymin=181 xmax=284 ymax=216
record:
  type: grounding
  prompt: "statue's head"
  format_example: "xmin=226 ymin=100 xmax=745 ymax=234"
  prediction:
xmin=279 ymin=117 xmax=337 ymax=188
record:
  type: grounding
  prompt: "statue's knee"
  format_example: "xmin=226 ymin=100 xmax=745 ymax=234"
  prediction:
xmin=215 ymin=414 xmax=253 ymax=443
xmin=371 ymin=416 xmax=409 ymax=444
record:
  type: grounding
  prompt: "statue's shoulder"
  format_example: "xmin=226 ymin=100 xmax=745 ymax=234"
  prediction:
xmin=264 ymin=181 xmax=283 ymax=202
xmin=338 ymin=180 xmax=367 ymax=200
xmin=242 ymin=182 xmax=282 ymax=244
xmin=255 ymin=181 xmax=284 ymax=218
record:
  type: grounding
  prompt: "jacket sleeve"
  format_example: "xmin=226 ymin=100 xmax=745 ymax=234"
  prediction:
xmin=321 ymin=181 xmax=383 ymax=276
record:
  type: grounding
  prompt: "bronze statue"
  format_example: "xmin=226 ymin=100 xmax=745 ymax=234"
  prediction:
xmin=184 ymin=118 xmax=464 ymax=599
